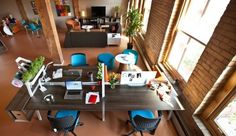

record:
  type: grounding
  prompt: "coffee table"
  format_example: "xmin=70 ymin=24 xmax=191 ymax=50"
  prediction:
xmin=115 ymin=54 xmax=136 ymax=73
xmin=82 ymin=25 xmax=93 ymax=32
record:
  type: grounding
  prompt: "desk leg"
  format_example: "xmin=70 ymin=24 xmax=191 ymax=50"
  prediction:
xmin=35 ymin=110 xmax=42 ymax=121
xmin=168 ymin=111 xmax=173 ymax=120
xmin=102 ymin=100 xmax=105 ymax=122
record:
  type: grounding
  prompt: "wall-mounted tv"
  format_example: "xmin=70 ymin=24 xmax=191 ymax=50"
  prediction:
xmin=91 ymin=6 xmax=106 ymax=17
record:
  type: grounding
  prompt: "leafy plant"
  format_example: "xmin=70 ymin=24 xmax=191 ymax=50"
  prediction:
xmin=125 ymin=7 xmax=143 ymax=47
xmin=114 ymin=6 xmax=120 ymax=12
xmin=108 ymin=72 xmax=120 ymax=89
xmin=96 ymin=62 xmax=103 ymax=80
xmin=22 ymin=56 xmax=45 ymax=82
xmin=108 ymin=72 xmax=120 ymax=84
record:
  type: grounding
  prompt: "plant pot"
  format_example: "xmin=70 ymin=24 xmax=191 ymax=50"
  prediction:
xmin=127 ymin=43 xmax=133 ymax=49
xmin=110 ymin=84 xmax=116 ymax=89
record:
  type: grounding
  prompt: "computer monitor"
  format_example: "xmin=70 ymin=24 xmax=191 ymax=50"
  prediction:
xmin=120 ymin=71 xmax=157 ymax=85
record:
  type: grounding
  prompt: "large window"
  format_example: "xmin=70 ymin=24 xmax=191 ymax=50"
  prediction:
xmin=214 ymin=94 xmax=236 ymax=135
xmin=167 ymin=0 xmax=230 ymax=81
xmin=142 ymin=0 xmax=152 ymax=33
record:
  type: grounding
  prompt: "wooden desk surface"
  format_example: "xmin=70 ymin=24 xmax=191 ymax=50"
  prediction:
xmin=25 ymin=84 xmax=182 ymax=111
xmin=9 ymin=66 xmax=184 ymax=112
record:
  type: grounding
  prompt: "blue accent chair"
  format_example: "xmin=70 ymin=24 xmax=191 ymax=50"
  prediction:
xmin=122 ymin=49 xmax=139 ymax=64
xmin=71 ymin=53 xmax=87 ymax=67
xmin=127 ymin=109 xmax=162 ymax=136
xmin=47 ymin=110 xmax=82 ymax=136
xmin=97 ymin=53 xmax=115 ymax=70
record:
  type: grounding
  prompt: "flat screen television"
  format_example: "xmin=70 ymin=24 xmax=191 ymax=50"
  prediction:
xmin=91 ymin=6 xmax=106 ymax=17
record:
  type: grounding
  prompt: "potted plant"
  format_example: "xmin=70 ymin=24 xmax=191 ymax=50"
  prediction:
xmin=125 ymin=7 xmax=143 ymax=49
xmin=114 ymin=6 xmax=120 ymax=18
xmin=96 ymin=62 xmax=103 ymax=85
xmin=22 ymin=56 xmax=45 ymax=82
xmin=108 ymin=72 xmax=120 ymax=89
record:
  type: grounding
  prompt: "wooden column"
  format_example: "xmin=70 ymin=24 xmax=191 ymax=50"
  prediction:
xmin=35 ymin=0 xmax=64 ymax=64
xmin=16 ymin=0 xmax=28 ymax=21
xmin=72 ymin=0 xmax=80 ymax=17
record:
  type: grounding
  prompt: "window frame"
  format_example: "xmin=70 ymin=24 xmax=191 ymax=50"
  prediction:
xmin=165 ymin=29 xmax=206 ymax=82
xmin=163 ymin=0 xmax=228 ymax=82
xmin=200 ymin=71 xmax=236 ymax=136
xmin=208 ymin=90 xmax=236 ymax=136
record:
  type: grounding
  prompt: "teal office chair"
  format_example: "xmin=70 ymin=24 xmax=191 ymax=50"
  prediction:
xmin=21 ymin=20 xmax=30 ymax=32
xmin=47 ymin=110 xmax=83 ymax=136
xmin=97 ymin=53 xmax=115 ymax=70
xmin=126 ymin=109 xmax=162 ymax=136
xmin=29 ymin=23 xmax=41 ymax=37
xmin=71 ymin=53 xmax=87 ymax=67
xmin=122 ymin=49 xmax=138 ymax=64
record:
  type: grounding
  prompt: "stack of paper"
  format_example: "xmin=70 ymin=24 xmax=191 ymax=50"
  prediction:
xmin=158 ymin=86 xmax=173 ymax=107
xmin=85 ymin=92 xmax=100 ymax=104
xmin=52 ymin=68 xmax=63 ymax=79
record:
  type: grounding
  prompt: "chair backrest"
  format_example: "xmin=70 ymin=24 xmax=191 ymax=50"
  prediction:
xmin=29 ymin=23 xmax=37 ymax=31
xmin=48 ymin=115 xmax=75 ymax=131
xmin=131 ymin=111 xmax=162 ymax=134
xmin=122 ymin=49 xmax=138 ymax=64
xmin=21 ymin=20 xmax=26 ymax=25
xmin=71 ymin=53 xmax=87 ymax=66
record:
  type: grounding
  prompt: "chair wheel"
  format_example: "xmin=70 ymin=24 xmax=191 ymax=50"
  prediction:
xmin=78 ymin=122 xmax=84 ymax=126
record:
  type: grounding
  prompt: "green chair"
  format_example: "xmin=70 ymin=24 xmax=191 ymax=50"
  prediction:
xmin=122 ymin=49 xmax=138 ymax=64
xmin=97 ymin=53 xmax=115 ymax=70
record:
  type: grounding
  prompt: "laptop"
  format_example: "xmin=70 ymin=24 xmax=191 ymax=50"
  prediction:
xmin=63 ymin=69 xmax=82 ymax=77
xmin=64 ymin=81 xmax=83 ymax=100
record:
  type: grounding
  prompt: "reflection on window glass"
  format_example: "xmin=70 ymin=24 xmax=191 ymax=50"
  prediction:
xmin=142 ymin=0 xmax=152 ymax=33
xmin=179 ymin=0 xmax=230 ymax=44
xmin=166 ymin=0 xmax=230 ymax=81
xmin=215 ymin=95 xmax=236 ymax=136
xmin=168 ymin=32 xmax=189 ymax=69
xmin=178 ymin=40 xmax=205 ymax=81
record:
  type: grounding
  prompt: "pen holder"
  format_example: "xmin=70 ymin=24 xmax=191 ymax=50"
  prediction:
xmin=87 ymin=72 xmax=94 ymax=81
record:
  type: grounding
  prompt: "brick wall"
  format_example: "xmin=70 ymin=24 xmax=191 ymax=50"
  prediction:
xmin=142 ymin=0 xmax=175 ymax=64
xmin=182 ymin=0 xmax=236 ymax=109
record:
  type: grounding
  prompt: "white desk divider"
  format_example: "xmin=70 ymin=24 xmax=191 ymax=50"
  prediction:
xmin=101 ymin=63 xmax=106 ymax=121
xmin=101 ymin=63 xmax=105 ymax=98
xmin=25 ymin=65 xmax=45 ymax=97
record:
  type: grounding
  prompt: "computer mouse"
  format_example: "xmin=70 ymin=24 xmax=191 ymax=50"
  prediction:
xmin=43 ymin=94 xmax=54 ymax=102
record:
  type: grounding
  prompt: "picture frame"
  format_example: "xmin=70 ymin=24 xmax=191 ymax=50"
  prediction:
xmin=31 ymin=1 xmax=36 ymax=8
xmin=31 ymin=1 xmax=38 ymax=15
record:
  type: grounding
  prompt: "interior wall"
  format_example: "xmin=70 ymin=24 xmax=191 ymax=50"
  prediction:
xmin=22 ymin=0 xmax=39 ymax=20
xmin=142 ymin=0 xmax=175 ymax=65
xmin=79 ymin=0 xmax=122 ymax=18
xmin=0 ymin=0 xmax=22 ymax=20
xmin=50 ymin=0 xmax=74 ymax=29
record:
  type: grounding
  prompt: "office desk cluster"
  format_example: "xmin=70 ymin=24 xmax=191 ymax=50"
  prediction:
xmin=6 ymin=66 xmax=184 ymax=122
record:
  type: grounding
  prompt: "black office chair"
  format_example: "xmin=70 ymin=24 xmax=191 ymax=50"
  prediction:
xmin=47 ymin=110 xmax=83 ymax=136
xmin=126 ymin=109 xmax=162 ymax=136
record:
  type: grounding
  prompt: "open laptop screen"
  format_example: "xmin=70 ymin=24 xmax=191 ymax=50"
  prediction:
xmin=65 ymin=81 xmax=82 ymax=90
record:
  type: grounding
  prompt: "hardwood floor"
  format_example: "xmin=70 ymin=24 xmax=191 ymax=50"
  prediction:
xmin=0 ymin=30 xmax=178 ymax=136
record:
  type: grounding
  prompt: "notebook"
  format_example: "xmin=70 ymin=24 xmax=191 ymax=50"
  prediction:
xmin=85 ymin=92 xmax=100 ymax=104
